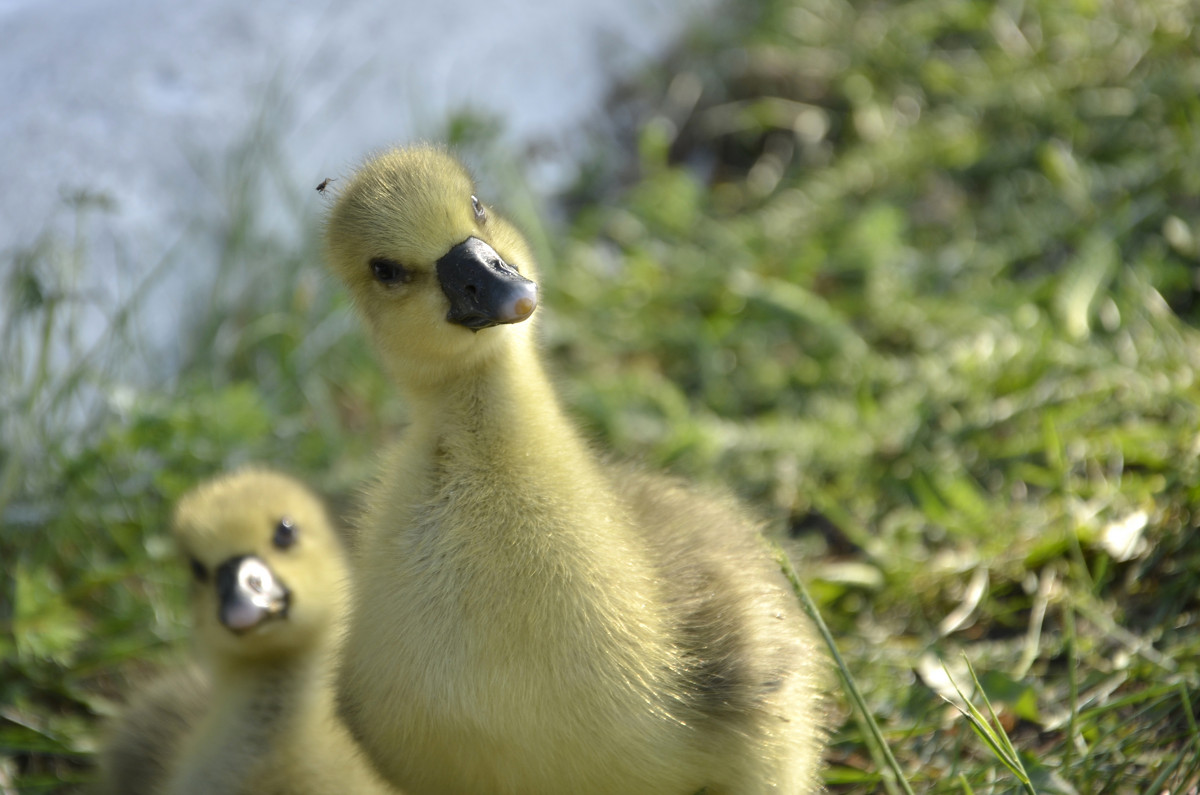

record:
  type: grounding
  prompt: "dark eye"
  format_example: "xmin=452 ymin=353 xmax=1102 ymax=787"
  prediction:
xmin=273 ymin=517 xmax=298 ymax=550
xmin=369 ymin=257 xmax=411 ymax=286
xmin=471 ymin=195 xmax=487 ymax=223
xmin=189 ymin=557 xmax=208 ymax=583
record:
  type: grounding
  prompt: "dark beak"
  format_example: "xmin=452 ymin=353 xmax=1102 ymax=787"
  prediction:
xmin=436 ymin=237 xmax=538 ymax=331
xmin=215 ymin=555 xmax=290 ymax=633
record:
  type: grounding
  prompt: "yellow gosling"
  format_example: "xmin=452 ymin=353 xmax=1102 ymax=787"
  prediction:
xmin=99 ymin=469 xmax=399 ymax=795
xmin=326 ymin=145 xmax=826 ymax=795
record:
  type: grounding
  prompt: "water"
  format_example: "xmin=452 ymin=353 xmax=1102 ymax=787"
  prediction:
xmin=1 ymin=0 xmax=710 ymax=376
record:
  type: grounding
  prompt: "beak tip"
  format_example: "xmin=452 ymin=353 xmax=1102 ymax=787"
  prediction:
xmin=511 ymin=296 xmax=537 ymax=322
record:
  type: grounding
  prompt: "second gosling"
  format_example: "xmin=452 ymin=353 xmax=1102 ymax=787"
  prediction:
xmin=164 ymin=469 xmax=396 ymax=795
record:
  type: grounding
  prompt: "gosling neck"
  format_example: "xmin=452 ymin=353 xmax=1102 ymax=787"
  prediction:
xmin=400 ymin=325 xmax=573 ymax=446
xmin=208 ymin=641 xmax=340 ymax=745
xmin=207 ymin=636 xmax=333 ymax=704
xmin=386 ymin=321 xmax=665 ymax=656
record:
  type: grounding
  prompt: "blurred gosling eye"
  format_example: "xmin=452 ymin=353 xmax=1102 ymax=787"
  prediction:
xmin=273 ymin=517 xmax=298 ymax=550
xmin=189 ymin=557 xmax=208 ymax=583
xmin=369 ymin=257 xmax=410 ymax=286
xmin=471 ymin=195 xmax=487 ymax=223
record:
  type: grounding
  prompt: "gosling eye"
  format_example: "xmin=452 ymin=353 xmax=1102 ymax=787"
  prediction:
xmin=471 ymin=195 xmax=487 ymax=223
xmin=189 ymin=557 xmax=208 ymax=583
xmin=369 ymin=257 xmax=411 ymax=286
xmin=273 ymin=517 xmax=298 ymax=550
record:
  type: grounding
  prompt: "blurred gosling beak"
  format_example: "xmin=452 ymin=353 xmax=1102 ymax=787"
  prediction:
xmin=215 ymin=555 xmax=290 ymax=633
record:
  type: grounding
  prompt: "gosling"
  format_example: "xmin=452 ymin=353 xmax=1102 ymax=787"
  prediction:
xmin=326 ymin=145 xmax=826 ymax=794
xmin=97 ymin=469 xmax=398 ymax=795
xmin=93 ymin=665 xmax=208 ymax=795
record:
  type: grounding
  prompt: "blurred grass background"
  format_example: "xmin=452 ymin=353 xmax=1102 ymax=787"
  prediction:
xmin=4 ymin=0 xmax=1200 ymax=791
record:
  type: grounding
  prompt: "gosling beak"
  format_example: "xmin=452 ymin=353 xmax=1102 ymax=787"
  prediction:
xmin=215 ymin=555 xmax=290 ymax=634
xmin=436 ymin=237 xmax=538 ymax=331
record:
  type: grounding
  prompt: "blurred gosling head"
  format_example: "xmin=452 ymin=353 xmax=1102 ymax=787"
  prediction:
xmin=324 ymin=145 xmax=539 ymax=386
xmin=172 ymin=469 xmax=346 ymax=664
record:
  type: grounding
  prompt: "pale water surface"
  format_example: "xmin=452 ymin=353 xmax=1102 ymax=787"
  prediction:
xmin=1 ymin=0 xmax=710 ymax=373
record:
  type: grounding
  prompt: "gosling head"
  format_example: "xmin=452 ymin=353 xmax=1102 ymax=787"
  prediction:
xmin=324 ymin=145 xmax=539 ymax=385
xmin=172 ymin=469 xmax=347 ymax=664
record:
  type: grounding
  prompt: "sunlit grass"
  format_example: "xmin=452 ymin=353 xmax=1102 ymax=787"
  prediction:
xmin=4 ymin=0 xmax=1200 ymax=792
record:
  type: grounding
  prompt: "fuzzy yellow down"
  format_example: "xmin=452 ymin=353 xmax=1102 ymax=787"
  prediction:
xmin=327 ymin=145 xmax=827 ymax=795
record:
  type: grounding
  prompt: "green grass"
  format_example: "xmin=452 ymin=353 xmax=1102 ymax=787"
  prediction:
xmin=5 ymin=0 xmax=1200 ymax=791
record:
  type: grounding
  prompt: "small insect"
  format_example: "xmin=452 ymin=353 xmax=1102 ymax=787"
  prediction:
xmin=316 ymin=177 xmax=335 ymax=194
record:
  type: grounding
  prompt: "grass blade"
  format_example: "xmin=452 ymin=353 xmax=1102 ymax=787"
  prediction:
xmin=773 ymin=543 xmax=916 ymax=795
